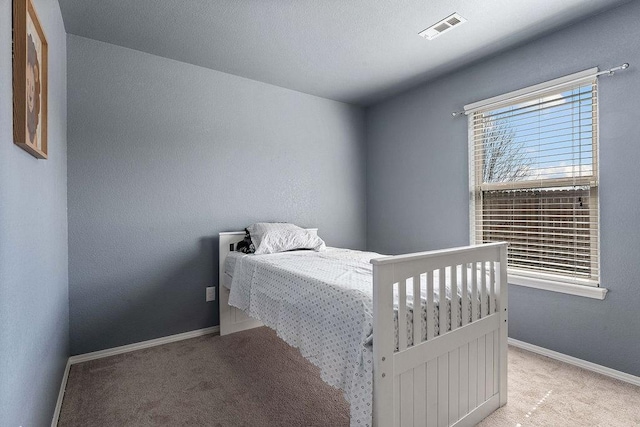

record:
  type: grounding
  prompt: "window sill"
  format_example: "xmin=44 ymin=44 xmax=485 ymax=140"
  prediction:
xmin=509 ymin=273 xmax=608 ymax=300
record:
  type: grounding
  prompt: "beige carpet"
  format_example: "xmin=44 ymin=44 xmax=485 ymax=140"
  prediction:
xmin=58 ymin=328 xmax=349 ymax=426
xmin=58 ymin=327 xmax=640 ymax=426
xmin=479 ymin=346 xmax=640 ymax=427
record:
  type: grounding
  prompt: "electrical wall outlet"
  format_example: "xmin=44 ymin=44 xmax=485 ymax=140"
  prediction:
xmin=206 ymin=286 xmax=216 ymax=302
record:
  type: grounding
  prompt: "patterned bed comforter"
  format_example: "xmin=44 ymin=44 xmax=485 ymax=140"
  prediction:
xmin=228 ymin=248 xmax=488 ymax=427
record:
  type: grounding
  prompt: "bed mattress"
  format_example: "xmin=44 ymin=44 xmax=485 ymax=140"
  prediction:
xmin=227 ymin=248 xmax=490 ymax=427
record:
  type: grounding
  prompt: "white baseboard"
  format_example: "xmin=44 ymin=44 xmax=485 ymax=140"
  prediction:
xmin=51 ymin=325 xmax=220 ymax=426
xmin=68 ymin=326 xmax=220 ymax=364
xmin=508 ymin=338 xmax=640 ymax=387
xmin=51 ymin=359 xmax=71 ymax=427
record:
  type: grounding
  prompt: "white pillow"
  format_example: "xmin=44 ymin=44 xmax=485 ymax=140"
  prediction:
xmin=247 ymin=223 xmax=326 ymax=255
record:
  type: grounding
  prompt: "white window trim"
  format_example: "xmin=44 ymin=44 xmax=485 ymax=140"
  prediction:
xmin=509 ymin=270 xmax=607 ymax=300
xmin=467 ymin=68 xmax=606 ymax=300
xmin=464 ymin=67 xmax=598 ymax=113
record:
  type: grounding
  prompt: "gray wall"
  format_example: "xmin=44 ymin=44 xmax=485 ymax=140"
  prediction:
xmin=367 ymin=1 xmax=640 ymax=376
xmin=0 ymin=0 xmax=68 ymax=425
xmin=67 ymin=35 xmax=367 ymax=355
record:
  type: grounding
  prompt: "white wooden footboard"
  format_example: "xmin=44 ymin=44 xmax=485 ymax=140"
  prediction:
xmin=371 ymin=242 xmax=508 ymax=427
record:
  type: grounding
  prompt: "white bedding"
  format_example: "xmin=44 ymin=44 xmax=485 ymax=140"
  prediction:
xmin=223 ymin=252 xmax=245 ymax=285
xmin=228 ymin=248 xmax=489 ymax=427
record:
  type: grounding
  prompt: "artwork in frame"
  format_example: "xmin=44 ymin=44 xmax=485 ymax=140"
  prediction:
xmin=13 ymin=0 xmax=48 ymax=159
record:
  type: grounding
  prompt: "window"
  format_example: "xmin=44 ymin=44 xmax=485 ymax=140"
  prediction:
xmin=468 ymin=71 xmax=599 ymax=288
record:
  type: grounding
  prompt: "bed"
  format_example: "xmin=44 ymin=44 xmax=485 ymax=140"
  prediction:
xmin=219 ymin=229 xmax=508 ymax=427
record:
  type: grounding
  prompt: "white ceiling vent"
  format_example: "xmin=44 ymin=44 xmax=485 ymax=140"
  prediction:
xmin=419 ymin=13 xmax=467 ymax=40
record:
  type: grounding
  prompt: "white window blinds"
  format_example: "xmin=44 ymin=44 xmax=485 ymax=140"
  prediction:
xmin=469 ymin=76 xmax=599 ymax=286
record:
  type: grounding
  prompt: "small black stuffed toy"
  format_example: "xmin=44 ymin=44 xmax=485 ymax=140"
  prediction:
xmin=236 ymin=229 xmax=255 ymax=254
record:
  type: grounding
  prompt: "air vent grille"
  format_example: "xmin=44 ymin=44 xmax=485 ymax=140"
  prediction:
xmin=447 ymin=17 xmax=461 ymax=26
xmin=434 ymin=23 xmax=450 ymax=32
xmin=419 ymin=13 xmax=467 ymax=40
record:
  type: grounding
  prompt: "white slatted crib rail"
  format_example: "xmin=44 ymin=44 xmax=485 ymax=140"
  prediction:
xmin=371 ymin=242 xmax=508 ymax=427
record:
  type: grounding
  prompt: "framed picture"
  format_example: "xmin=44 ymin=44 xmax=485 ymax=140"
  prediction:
xmin=13 ymin=0 xmax=48 ymax=159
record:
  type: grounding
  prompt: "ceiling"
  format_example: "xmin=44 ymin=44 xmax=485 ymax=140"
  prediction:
xmin=58 ymin=0 xmax=631 ymax=105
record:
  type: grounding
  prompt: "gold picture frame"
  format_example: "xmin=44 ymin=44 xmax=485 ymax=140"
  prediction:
xmin=13 ymin=0 xmax=48 ymax=159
